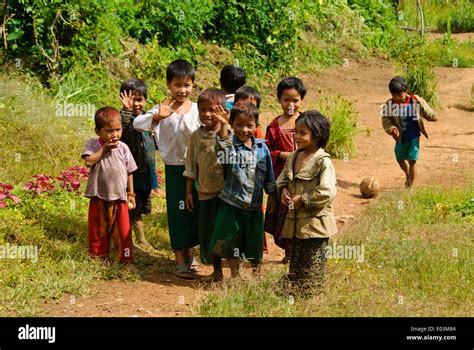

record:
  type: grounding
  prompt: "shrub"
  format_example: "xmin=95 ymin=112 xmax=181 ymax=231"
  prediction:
xmin=318 ymin=95 xmax=361 ymax=159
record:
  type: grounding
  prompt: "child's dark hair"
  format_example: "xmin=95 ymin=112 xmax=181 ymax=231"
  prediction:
xmin=95 ymin=106 xmax=121 ymax=130
xmin=295 ymin=110 xmax=330 ymax=149
xmin=166 ymin=59 xmax=195 ymax=82
xmin=220 ymin=65 xmax=246 ymax=94
xmin=230 ymin=102 xmax=259 ymax=125
xmin=389 ymin=76 xmax=408 ymax=95
xmin=197 ymin=88 xmax=226 ymax=109
xmin=235 ymin=86 xmax=262 ymax=109
xmin=120 ymin=78 xmax=147 ymax=99
xmin=277 ymin=77 xmax=307 ymax=100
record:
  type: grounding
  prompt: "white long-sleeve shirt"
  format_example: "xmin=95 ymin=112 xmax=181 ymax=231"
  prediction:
xmin=133 ymin=102 xmax=201 ymax=165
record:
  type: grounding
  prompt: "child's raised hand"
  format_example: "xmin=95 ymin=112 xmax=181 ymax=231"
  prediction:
xmin=120 ymin=90 xmax=134 ymax=111
xmin=212 ymin=104 xmax=230 ymax=125
xmin=156 ymin=97 xmax=176 ymax=119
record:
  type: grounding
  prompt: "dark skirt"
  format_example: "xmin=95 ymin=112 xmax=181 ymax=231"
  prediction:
xmin=198 ymin=196 xmax=221 ymax=264
xmin=264 ymin=198 xmax=292 ymax=250
xmin=210 ymin=200 xmax=264 ymax=263
xmin=165 ymin=165 xmax=199 ymax=250
xmin=284 ymin=237 xmax=329 ymax=297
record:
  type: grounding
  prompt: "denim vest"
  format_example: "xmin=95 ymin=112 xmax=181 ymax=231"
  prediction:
xmin=216 ymin=134 xmax=276 ymax=210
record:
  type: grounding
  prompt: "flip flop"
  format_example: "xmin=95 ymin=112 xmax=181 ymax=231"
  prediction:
xmin=174 ymin=263 xmax=195 ymax=280
xmin=185 ymin=255 xmax=200 ymax=273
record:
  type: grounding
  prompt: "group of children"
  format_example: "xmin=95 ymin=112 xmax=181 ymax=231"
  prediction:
xmin=81 ymin=58 xmax=436 ymax=296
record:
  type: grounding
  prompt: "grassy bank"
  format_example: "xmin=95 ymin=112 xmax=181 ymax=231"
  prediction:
xmin=194 ymin=186 xmax=473 ymax=316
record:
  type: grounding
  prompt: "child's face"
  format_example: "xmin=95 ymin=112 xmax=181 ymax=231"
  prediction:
xmin=95 ymin=118 xmax=122 ymax=143
xmin=166 ymin=77 xmax=193 ymax=104
xmin=198 ymin=100 xmax=220 ymax=130
xmin=132 ymin=92 xmax=146 ymax=116
xmin=392 ymin=91 xmax=408 ymax=104
xmin=232 ymin=113 xmax=256 ymax=143
xmin=235 ymin=97 xmax=257 ymax=108
xmin=279 ymin=88 xmax=302 ymax=117
xmin=295 ymin=122 xmax=317 ymax=151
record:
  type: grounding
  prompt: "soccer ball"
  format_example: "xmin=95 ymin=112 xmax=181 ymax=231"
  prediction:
xmin=359 ymin=177 xmax=380 ymax=198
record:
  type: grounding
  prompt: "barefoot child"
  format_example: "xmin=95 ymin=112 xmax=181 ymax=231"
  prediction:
xmin=134 ymin=59 xmax=201 ymax=279
xmin=276 ymin=111 xmax=337 ymax=297
xmin=211 ymin=102 xmax=275 ymax=278
xmin=264 ymin=77 xmax=307 ymax=263
xmin=382 ymin=76 xmax=437 ymax=188
xmin=82 ymin=107 xmax=137 ymax=263
xmin=119 ymin=78 xmax=158 ymax=249
xmin=184 ymin=88 xmax=227 ymax=282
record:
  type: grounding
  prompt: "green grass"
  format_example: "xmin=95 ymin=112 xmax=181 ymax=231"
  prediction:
xmin=193 ymin=185 xmax=473 ymax=317
xmin=318 ymin=95 xmax=364 ymax=159
xmin=0 ymin=73 xmax=94 ymax=184
xmin=0 ymin=185 xmax=173 ymax=316
xmin=399 ymin=0 xmax=474 ymax=33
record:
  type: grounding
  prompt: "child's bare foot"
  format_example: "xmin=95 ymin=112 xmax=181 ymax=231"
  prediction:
xmin=405 ymin=174 xmax=410 ymax=188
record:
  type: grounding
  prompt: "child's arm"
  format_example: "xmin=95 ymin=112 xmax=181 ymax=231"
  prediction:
xmin=183 ymin=133 xmax=198 ymax=212
xmin=133 ymin=105 xmax=159 ymax=132
xmin=82 ymin=140 xmax=118 ymax=168
xmin=415 ymin=95 xmax=437 ymax=122
xmin=275 ymin=154 xmax=292 ymax=206
xmin=263 ymin=147 xmax=276 ymax=195
xmin=381 ymin=100 xmax=400 ymax=140
xmin=300 ymin=157 xmax=337 ymax=210
xmin=126 ymin=174 xmax=136 ymax=209
xmin=185 ymin=178 xmax=195 ymax=212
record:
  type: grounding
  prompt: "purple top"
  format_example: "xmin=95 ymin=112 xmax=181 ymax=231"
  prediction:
xmin=82 ymin=138 xmax=137 ymax=201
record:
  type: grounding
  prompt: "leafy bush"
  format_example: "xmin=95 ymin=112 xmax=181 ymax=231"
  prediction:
xmin=347 ymin=0 xmax=399 ymax=50
xmin=318 ymin=95 xmax=361 ymax=159
xmin=391 ymin=34 xmax=438 ymax=105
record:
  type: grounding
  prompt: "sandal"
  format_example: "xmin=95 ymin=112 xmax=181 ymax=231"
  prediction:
xmin=200 ymin=273 xmax=224 ymax=283
xmin=174 ymin=263 xmax=195 ymax=280
xmin=185 ymin=255 xmax=200 ymax=273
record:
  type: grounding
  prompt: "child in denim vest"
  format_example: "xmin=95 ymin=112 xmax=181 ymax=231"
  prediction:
xmin=211 ymin=102 xmax=275 ymax=278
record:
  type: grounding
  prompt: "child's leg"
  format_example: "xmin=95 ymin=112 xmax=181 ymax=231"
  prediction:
xmin=397 ymin=160 xmax=410 ymax=187
xmin=251 ymin=261 xmax=261 ymax=277
xmin=228 ymin=258 xmax=241 ymax=278
xmin=175 ymin=249 xmax=186 ymax=264
xmin=408 ymin=160 xmax=416 ymax=187
xmin=111 ymin=201 xmax=133 ymax=264
xmin=88 ymin=198 xmax=111 ymax=259
xmin=131 ymin=214 xmax=150 ymax=246
xmin=212 ymin=256 xmax=223 ymax=277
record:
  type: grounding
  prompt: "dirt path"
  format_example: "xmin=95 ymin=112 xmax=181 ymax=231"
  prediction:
xmin=41 ymin=58 xmax=473 ymax=317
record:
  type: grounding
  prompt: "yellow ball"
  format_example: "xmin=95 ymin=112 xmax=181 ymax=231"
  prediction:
xmin=128 ymin=202 xmax=134 ymax=210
